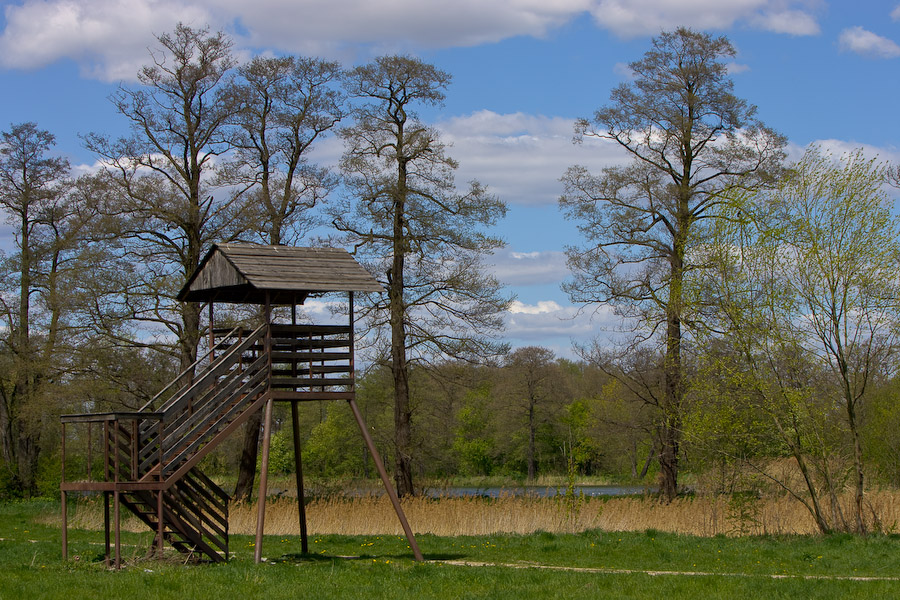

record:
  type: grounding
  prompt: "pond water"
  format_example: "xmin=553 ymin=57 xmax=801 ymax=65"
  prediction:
xmin=424 ymin=485 xmax=652 ymax=498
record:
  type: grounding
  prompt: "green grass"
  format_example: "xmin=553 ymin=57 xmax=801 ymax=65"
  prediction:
xmin=2 ymin=500 xmax=900 ymax=599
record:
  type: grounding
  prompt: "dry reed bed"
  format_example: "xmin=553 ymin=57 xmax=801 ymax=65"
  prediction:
xmin=64 ymin=491 xmax=900 ymax=537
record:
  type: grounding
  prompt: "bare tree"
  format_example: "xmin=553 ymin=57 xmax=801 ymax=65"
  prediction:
xmin=560 ymin=28 xmax=785 ymax=500
xmin=224 ymin=54 xmax=345 ymax=502
xmin=0 ymin=123 xmax=92 ymax=494
xmin=84 ymin=23 xmax=240 ymax=370
xmin=332 ymin=55 xmax=510 ymax=496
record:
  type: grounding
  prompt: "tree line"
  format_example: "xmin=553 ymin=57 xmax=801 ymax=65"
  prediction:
xmin=1 ymin=25 xmax=899 ymax=536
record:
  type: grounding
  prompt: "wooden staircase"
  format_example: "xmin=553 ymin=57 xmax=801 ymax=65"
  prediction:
xmin=61 ymin=324 xmax=274 ymax=563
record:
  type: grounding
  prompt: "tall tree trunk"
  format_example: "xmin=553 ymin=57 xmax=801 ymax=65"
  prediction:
xmin=527 ymin=401 xmax=536 ymax=482
xmin=391 ymin=162 xmax=414 ymax=497
xmin=660 ymin=264 xmax=683 ymax=501
xmin=233 ymin=412 xmax=262 ymax=502
xmin=390 ymin=245 xmax=414 ymax=496
xmin=847 ymin=400 xmax=866 ymax=534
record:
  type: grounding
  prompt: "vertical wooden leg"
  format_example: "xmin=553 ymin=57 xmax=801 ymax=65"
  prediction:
xmin=291 ymin=401 xmax=309 ymax=554
xmin=347 ymin=398 xmax=424 ymax=561
xmin=113 ymin=491 xmax=121 ymax=569
xmin=61 ymin=491 xmax=68 ymax=561
xmin=157 ymin=490 xmax=164 ymax=557
xmin=254 ymin=396 xmax=274 ymax=564
xmin=103 ymin=491 xmax=111 ymax=568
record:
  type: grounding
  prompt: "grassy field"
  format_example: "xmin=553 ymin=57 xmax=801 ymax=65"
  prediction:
xmin=4 ymin=499 xmax=900 ymax=599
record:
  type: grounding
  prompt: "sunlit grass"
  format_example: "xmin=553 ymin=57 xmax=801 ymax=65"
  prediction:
xmin=6 ymin=499 xmax=900 ymax=599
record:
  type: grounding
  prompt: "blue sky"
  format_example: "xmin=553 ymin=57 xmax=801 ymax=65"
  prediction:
xmin=1 ymin=0 xmax=899 ymax=358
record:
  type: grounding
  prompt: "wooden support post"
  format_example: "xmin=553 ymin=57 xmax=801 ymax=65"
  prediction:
xmin=86 ymin=423 xmax=91 ymax=480
xmin=103 ymin=492 xmax=110 ymax=568
xmin=208 ymin=301 xmax=215 ymax=362
xmin=291 ymin=401 xmax=309 ymax=553
xmin=254 ymin=396 xmax=275 ymax=563
xmin=61 ymin=491 xmax=67 ymax=561
xmin=61 ymin=423 xmax=67 ymax=561
xmin=347 ymin=398 xmax=423 ymax=561
xmin=114 ymin=490 xmax=121 ymax=569
xmin=113 ymin=422 xmax=121 ymax=569
xmin=157 ymin=490 xmax=164 ymax=557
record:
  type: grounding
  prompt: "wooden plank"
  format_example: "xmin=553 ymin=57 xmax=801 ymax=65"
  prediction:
xmin=270 ymin=377 xmax=354 ymax=388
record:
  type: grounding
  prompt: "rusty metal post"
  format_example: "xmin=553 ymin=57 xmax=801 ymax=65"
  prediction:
xmin=254 ymin=395 xmax=274 ymax=564
xmin=346 ymin=398 xmax=423 ymax=561
xmin=291 ymin=401 xmax=309 ymax=553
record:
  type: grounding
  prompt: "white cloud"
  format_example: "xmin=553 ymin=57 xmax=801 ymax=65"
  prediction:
xmin=509 ymin=300 xmax=563 ymax=314
xmin=438 ymin=110 xmax=628 ymax=206
xmin=726 ymin=62 xmax=751 ymax=74
xmin=893 ymin=5 xmax=900 ymax=21
xmin=748 ymin=9 xmax=820 ymax=36
xmin=0 ymin=0 xmax=592 ymax=79
xmin=504 ymin=299 xmax=620 ymax=342
xmin=0 ymin=0 xmax=821 ymax=80
xmin=612 ymin=62 xmax=635 ymax=79
xmin=490 ymin=248 xmax=569 ymax=286
xmin=0 ymin=0 xmax=211 ymax=80
xmin=838 ymin=26 xmax=900 ymax=59
xmin=588 ymin=0 xmax=820 ymax=38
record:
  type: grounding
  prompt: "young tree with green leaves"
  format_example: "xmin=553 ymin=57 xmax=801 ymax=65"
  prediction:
xmin=560 ymin=28 xmax=785 ymax=500
xmin=709 ymin=148 xmax=900 ymax=533
xmin=332 ymin=55 xmax=510 ymax=496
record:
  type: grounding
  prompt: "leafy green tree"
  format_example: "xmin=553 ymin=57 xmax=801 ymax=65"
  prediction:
xmin=560 ymin=28 xmax=785 ymax=500
xmin=303 ymin=402 xmax=366 ymax=478
xmin=332 ymin=55 xmax=510 ymax=496
xmin=704 ymin=147 xmax=900 ymax=533
xmin=499 ymin=346 xmax=565 ymax=481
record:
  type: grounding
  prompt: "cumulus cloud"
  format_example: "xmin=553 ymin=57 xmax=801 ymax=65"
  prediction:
xmin=893 ymin=4 xmax=900 ymax=21
xmin=503 ymin=299 xmax=620 ymax=343
xmin=588 ymin=0 xmax=820 ymax=38
xmin=438 ymin=110 xmax=628 ymax=206
xmin=0 ymin=0 xmax=211 ymax=80
xmin=489 ymin=249 xmax=569 ymax=286
xmin=838 ymin=26 xmax=900 ymax=59
xmin=748 ymin=9 xmax=820 ymax=36
xmin=1 ymin=0 xmax=821 ymax=80
xmin=0 ymin=0 xmax=591 ymax=79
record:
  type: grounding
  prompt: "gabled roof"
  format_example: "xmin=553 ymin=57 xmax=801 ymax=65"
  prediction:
xmin=177 ymin=243 xmax=383 ymax=304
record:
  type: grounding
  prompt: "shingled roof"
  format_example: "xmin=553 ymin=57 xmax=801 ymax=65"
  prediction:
xmin=177 ymin=243 xmax=383 ymax=304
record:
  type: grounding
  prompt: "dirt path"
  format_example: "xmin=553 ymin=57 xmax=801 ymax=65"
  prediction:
xmin=439 ymin=559 xmax=900 ymax=582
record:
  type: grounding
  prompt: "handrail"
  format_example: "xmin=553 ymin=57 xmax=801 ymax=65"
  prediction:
xmin=154 ymin=324 xmax=266 ymax=420
xmin=61 ymin=412 xmax=164 ymax=423
xmin=138 ymin=325 xmax=248 ymax=412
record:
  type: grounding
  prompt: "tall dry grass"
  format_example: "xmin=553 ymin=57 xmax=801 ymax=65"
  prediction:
xmin=62 ymin=490 xmax=900 ymax=538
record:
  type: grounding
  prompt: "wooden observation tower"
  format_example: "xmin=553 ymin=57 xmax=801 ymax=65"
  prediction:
xmin=60 ymin=243 xmax=422 ymax=567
